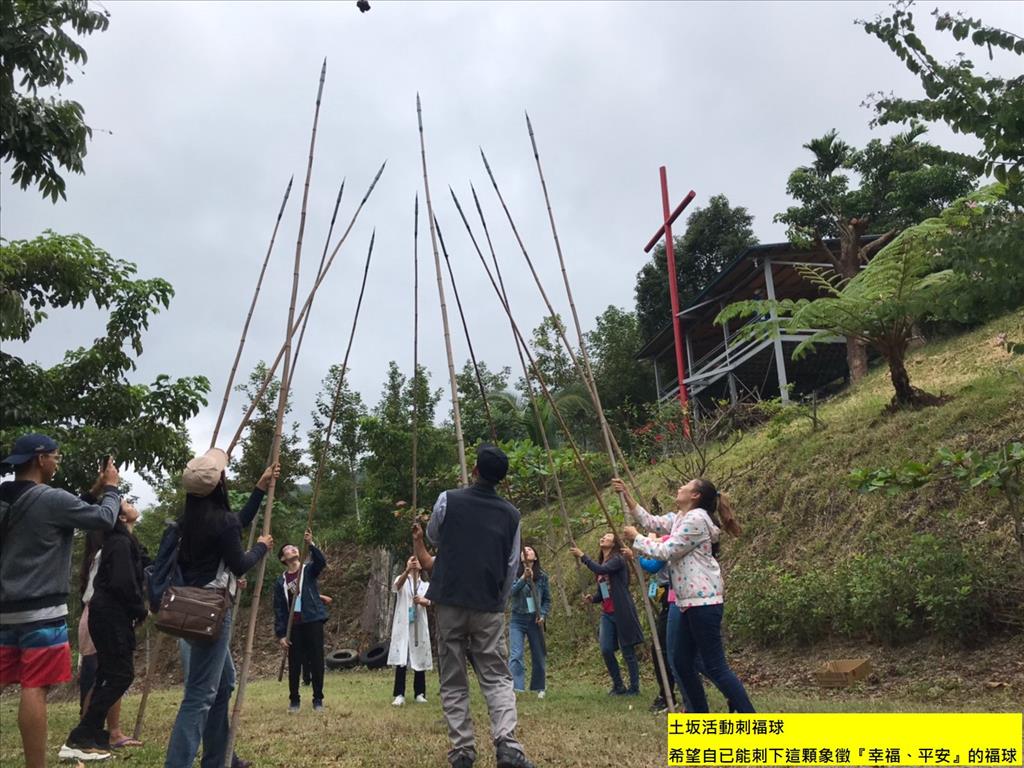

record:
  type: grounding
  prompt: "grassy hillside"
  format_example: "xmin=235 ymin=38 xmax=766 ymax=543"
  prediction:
xmin=527 ymin=309 xmax=1024 ymax=654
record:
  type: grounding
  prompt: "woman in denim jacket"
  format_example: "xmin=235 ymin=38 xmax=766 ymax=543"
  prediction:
xmin=507 ymin=546 xmax=550 ymax=698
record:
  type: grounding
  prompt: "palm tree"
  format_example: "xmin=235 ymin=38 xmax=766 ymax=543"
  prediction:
xmin=489 ymin=384 xmax=593 ymax=448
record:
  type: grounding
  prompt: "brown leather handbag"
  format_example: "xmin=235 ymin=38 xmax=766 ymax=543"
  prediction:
xmin=155 ymin=585 xmax=230 ymax=644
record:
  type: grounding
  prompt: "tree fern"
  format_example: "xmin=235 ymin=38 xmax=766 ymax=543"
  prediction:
xmin=716 ymin=185 xmax=1007 ymax=406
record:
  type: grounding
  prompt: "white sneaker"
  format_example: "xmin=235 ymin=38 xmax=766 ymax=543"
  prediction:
xmin=59 ymin=743 xmax=112 ymax=762
xmin=537 ymin=690 xmax=546 ymax=699
xmin=392 ymin=695 xmax=405 ymax=707
xmin=415 ymin=694 xmax=427 ymax=704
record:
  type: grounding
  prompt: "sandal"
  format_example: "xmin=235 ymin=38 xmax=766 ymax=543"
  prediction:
xmin=111 ymin=737 xmax=144 ymax=749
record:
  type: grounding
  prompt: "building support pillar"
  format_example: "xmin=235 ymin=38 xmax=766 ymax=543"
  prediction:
xmin=763 ymin=257 xmax=790 ymax=404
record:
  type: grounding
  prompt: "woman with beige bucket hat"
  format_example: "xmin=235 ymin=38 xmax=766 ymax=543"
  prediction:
xmin=164 ymin=447 xmax=278 ymax=768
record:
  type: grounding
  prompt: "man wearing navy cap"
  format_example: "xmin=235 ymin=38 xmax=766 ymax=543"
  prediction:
xmin=0 ymin=433 xmax=121 ymax=765
xmin=425 ymin=444 xmax=535 ymax=768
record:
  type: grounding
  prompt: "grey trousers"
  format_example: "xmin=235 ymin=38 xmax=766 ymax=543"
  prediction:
xmin=436 ymin=604 xmax=525 ymax=764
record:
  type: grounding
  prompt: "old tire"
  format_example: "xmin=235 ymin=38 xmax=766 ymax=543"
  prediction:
xmin=325 ymin=648 xmax=359 ymax=671
xmin=360 ymin=642 xmax=388 ymax=669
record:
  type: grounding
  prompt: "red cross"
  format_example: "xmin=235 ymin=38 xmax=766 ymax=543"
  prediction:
xmin=644 ymin=166 xmax=695 ymax=433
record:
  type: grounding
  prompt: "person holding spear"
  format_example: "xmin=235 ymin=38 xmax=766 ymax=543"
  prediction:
xmin=273 ymin=528 xmax=328 ymax=713
xmin=507 ymin=546 xmax=549 ymax=699
xmin=387 ymin=554 xmax=432 ymax=706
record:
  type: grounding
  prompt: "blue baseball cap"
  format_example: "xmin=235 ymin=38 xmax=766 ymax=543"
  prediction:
xmin=2 ymin=433 xmax=59 ymax=466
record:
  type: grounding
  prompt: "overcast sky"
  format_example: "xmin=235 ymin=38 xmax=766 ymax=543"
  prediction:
xmin=4 ymin=0 xmax=1021 ymax=505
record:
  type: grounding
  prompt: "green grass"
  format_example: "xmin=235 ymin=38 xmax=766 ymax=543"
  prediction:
xmin=3 ymin=669 xmax=1021 ymax=767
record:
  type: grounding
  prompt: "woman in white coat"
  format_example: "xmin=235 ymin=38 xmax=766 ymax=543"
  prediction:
xmin=387 ymin=555 xmax=432 ymax=705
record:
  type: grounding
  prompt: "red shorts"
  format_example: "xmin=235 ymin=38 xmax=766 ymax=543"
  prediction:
xmin=0 ymin=618 xmax=73 ymax=688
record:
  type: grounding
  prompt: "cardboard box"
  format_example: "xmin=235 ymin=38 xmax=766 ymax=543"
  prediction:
xmin=814 ymin=658 xmax=872 ymax=688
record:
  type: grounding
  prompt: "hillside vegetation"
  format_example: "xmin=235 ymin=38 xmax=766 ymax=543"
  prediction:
xmin=527 ymin=309 xmax=1024 ymax=652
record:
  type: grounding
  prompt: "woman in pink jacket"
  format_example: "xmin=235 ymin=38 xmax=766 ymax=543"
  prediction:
xmin=621 ymin=477 xmax=754 ymax=713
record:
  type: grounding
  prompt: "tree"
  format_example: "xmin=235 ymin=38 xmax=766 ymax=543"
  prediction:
xmin=860 ymin=3 xmax=1024 ymax=201
xmin=232 ymin=362 xmax=306 ymax=498
xmin=0 ymin=231 xmax=208 ymax=491
xmin=586 ymin=305 xmax=655 ymax=440
xmin=634 ymin=194 xmax=757 ymax=343
xmin=488 ymin=385 xmax=592 ymax=451
xmin=307 ymin=363 xmax=366 ymax=526
xmin=359 ymin=363 xmax=455 ymax=553
xmin=721 ymin=185 xmax=1004 ymax=409
xmin=453 ymin=359 xmax=525 ymax=445
xmin=518 ymin=314 xmax=577 ymax=394
xmin=775 ymin=125 xmax=976 ymax=379
xmin=1 ymin=0 xmax=110 ymax=202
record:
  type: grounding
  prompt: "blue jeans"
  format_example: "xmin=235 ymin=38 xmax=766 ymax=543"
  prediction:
xmin=671 ymin=603 xmax=753 ymax=713
xmin=598 ymin=612 xmax=639 ymax=691
xmin=165 ymin=609 xmax=236 ymax=768
xmin=508 ymin=614 xmax=546 ymax=692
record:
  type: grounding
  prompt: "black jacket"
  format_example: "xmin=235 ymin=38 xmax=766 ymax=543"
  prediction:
xmin=179 ymin=488 xmax=267 ymax=587
xmin=90 ymin=522 xmax=148 ymax=622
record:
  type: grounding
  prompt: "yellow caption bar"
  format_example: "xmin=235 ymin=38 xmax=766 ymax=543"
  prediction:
xmin=667 ymin=713 xmax=1023 ymax=766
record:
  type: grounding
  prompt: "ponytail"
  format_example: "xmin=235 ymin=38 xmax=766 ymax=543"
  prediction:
xmin=717 ymin=492 xmax=741 ymax=537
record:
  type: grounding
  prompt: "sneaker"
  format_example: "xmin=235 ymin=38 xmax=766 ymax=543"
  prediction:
xmin=650 ymin=696 xmax=668 ymax=713
xmin=313 ymin=699 xmax=324 ymax=711
xmin=231 ymin=757 xmax=252 ymax=768
xmin=623 ymin=687 xmax=640 ymax=696
xmin=59 ymin=734 xmax=112 ymax=762
xmin=495 ymin=744 xmax=536 ymax=768
xmin=450 ymin=757 xmax=474 ymax=768
xmin=414 ymin=693 xmax=427 ymax=704
xmin=392 ymin=695 xmax=405 ymax=707
xmin=607 ymin=686 xmax=627 ymax=696
xmin=288 ymin=702 xmax=300 ymax=713
xmin=536 ymin=690 xmax=545 ymax=700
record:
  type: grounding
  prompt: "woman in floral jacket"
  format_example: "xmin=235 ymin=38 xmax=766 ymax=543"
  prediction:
xmin=618 ymin=477 xmax=754 ymax=713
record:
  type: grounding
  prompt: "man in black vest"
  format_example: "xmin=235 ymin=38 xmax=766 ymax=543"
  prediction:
xmin=425 ymin=444 xmax=534 ymax=768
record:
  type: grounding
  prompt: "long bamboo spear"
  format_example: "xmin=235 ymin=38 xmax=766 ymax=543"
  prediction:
xmin=452 ymin=185 xmax=593 ymax=637
xmin=225 ymin=58 xmax=327 ymax=765
xmin=409 ymin=193 xmax=417 ymax=518
xmin=482 ymin=139 xmax=676 ymax=710
xmin=277 ymin=229 xmax=376 ymax=681
xmin=290 ymin=178 xmax=345 ymax=376
xmin=523 ymin=113 xmax=645 ymax=493
xmin=209 ymin=175 xmax=294 ymax=448
xmin=131 ymin=629 xmax=166 ymax=740
xmin=136 ymin=178 xmax=299 ymax=745
xmin=470 ymin=212 xmax=675 ymax=705
xmin=479 ymin=149 xmax=638 ymax=495
xmin=455 ymin=185 xmax=597 ymax=630
xmin=454 ymin=186 xmax=575 ymax=547
xmin=225 ymin=160 xmax=386 ymax=457
xmin=411 ymin=194 xmax=421 ymax=646
xmin=434 ymin=215 xmax=498 ymax=444
xmin=417 ymin=94 xmax=468 ymax=486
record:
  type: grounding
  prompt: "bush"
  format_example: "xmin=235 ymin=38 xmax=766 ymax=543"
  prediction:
xmin=728 ymin=532 xmax=998 ymax=647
